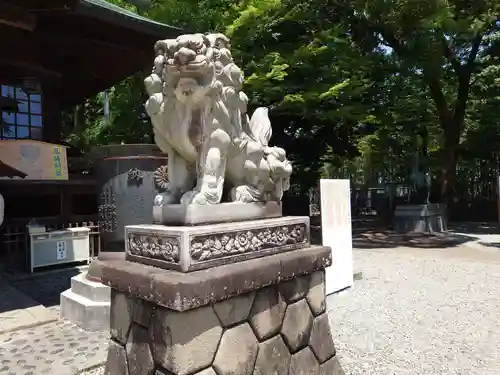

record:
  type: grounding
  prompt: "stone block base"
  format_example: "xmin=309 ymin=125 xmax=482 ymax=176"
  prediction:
xmin=125 ymin=216 xmax=310 ymax=272
xmin=153 ymin=201 xmax=282 ymax=225
xmin=60 ymin=273 xmax=111 ymax=331
xmin=100 ymin=245 xmax=345 ymax=375
xmin=393 ymin=203 xmax=447 ymax=233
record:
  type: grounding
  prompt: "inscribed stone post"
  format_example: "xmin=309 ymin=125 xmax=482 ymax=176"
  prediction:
xmin=320 ymin=179 xmax=353 ymax=294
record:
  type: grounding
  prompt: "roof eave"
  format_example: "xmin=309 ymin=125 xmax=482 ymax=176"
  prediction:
xmin=75 ymin=0 xmax=182 ymax=39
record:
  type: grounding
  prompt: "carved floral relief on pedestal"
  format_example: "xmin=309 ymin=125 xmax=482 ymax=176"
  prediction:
xmin=128 ymin=234 xmax=181 ymax=263
xmin=190 ymin=224 xmax=308 ymax=261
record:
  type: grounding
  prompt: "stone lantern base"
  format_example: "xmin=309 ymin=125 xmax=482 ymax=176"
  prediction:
xmin=99 ymin=245 xmax=345 ymax=375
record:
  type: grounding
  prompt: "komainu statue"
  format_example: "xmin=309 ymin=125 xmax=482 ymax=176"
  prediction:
xmin=144 ymin=33 xmax=292 ymax=206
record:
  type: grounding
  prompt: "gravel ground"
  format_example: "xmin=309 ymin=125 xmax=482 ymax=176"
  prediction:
xmin=327 ymin=247 xmax=500 ymax=375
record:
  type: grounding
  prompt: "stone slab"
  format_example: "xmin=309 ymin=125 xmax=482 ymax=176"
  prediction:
xmin=394 ymin=203 xmax=446 ymax=216
xmin=59 ymin=273 xmax=111 ymax=331
xmin=320 ymin=179 xmax=353 ymax=295
xmin=87 ymin=252 xmax=126 ymax=283
xmin=100 ymin=245 xmax=332 ymax=311
xmin=71 ymin=273 xmax=111 ymax=302
xmin=60 ymin=289 xmax=110 ymax=332
xmin=125 ymin=216 xmax=310 ymax=272
xmin=153 ymin=201 xmax=282 ymax=225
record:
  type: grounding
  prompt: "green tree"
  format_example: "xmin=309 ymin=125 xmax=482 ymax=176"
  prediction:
xmin=332 ymin=0 xmax=500 ymax=200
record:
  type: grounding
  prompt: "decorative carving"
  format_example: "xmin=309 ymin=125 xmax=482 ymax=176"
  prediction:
xmin=127 ymin=168 xmax=143 ymax=183
xmin=144 ymin=33 xmax=292 ymax=208
xmin=99 ymin=186 xmax=117 ymax=232
xmin=153 ymin=165 xmax=169 ymax=190
xmin=128 ymin=234 xmax=181 ymax=263
xmin=190 ymin=224 xmax=307 ymax=261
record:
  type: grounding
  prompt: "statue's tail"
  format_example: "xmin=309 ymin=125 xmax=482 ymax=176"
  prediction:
xmin=248 ymin=107 xmax=272 ymax=147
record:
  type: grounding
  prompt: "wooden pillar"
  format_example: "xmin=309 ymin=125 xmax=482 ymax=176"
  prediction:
xmin=41 ymin=77 xmax=62 ymax=143
xmin=497 ymin=176 xmax=500 ymax=222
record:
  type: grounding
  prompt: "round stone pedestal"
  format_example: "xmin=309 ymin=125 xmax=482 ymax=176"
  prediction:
xmin=393 ymin=203 xmax=447 ymax=233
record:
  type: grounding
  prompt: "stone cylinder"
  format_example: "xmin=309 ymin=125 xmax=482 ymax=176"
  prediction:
xmin=100 ymin=245 xmax=346 ymax=375
xmin=91 ymin=144 xmax=167 ymax=252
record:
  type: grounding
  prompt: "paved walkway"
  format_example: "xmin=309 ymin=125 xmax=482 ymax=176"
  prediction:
xmin=0 ymin=320 xmax=108 ymax=375
xmin=0 ymin=267 xmax=108 ymax=374
xmin=0 ymin=284 xmax=57 ymax=334
xmin=0 ymin=220 xmax=498 ymax=374
xmin=327 ymin=244 xmax=500 ymax=375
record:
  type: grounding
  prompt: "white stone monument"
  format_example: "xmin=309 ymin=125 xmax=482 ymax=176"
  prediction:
xmin=320 ymin=179 xmax=353 ymax=294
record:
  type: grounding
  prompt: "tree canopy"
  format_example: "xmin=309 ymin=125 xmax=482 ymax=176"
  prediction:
xmin=62 ymin=0 xmax=500 ymax=205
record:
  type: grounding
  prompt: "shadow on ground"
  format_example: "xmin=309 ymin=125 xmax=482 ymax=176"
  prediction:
xmin=311 ymin=216 xmax=475 ymax=249
xmin=10 ymin=268 xmax=81 ymax=308
xmin=449 ymin=222 xmax=500 ymax=235
xmin=477 ymin=242 xmax=500 ymax=249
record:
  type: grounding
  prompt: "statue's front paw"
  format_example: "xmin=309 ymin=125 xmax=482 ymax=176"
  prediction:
xmin=231 ymin=185 xmax=261 ymax=203
xmin=154 ymin=192 xmax=177 ymax=206
xmin=191 ymin=193 xmax=208 ymax=205
xmin=181 ymin=190 xmax=211 ymax=205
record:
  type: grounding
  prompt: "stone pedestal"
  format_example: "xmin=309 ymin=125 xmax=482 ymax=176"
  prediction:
xmin=60 ymin=273 xmax=111 ymax=331
xmin=393 ymin=203 xmax=447 ymax=233
xmin=320 ymin=179 xmax=353 ymax=295
xmin=100 ymin=246 xmax=346 ymax=375
xmin=125 ymin=216 xmax=309 ymax=272
xmin=59 ymin=252 xmax=123 ymax=331
xmin=154 ymin=201 xmax=282 ymax=225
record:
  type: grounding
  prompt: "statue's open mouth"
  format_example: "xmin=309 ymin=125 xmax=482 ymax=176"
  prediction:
xmin=188 ymin=108 xmax=203 ymax=149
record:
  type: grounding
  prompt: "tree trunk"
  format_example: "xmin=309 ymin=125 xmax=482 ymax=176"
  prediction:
xmin=440 ymin=126 xmax=460 ymax=203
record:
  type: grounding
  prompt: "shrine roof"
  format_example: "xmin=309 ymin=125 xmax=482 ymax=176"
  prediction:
xmin=77 ymin=0 xmax=181 ymax=38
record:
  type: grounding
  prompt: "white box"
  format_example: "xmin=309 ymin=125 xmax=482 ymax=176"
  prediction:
xmin=29 ymin=227 xmax=90 ymax=273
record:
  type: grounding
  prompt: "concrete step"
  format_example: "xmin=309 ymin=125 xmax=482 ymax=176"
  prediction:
xmin=71 ymin=273 xmax=110 ymax=302
xmin=60 ymin=289 xmax=110 ymax=332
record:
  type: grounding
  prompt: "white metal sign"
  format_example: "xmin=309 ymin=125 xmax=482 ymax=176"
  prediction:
xmin=56 ymin=240 xmax=67 ymax=260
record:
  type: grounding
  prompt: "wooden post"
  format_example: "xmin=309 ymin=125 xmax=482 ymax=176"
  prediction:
xmin=497 ymin=176 xmax=500 ymax=223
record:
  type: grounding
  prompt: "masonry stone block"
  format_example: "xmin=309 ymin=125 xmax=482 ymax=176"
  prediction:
xmin=126 ymin=323 xmax=155 ymax=375
xmin=130 ymin=298 xmax=154 ymax=328
xmin=281 ymin=299 xmax=314 ymax=352
xmin=105 ymin=340 xmax=129 ymax=375
xmin=320 ymin=356 xmax=345 ymax=375
xmin=309 ymin=313 xmax=336 ymax=363
xmin=278 ymin=275 xmax=310 ymax=303
xmin=249 ymin=286 xmax=286 ymax=340
xmin=150 ymin=305 xmax=222 ymax=375
xmin=289 ymin=347 xmax=320 ymax=375
xmin=110 ymin=291 xmax=132 ymax=344
xmin=213 ymin=292 xmax=255 ymax=327
xmin=253 ymin=335 xmax=291 ymax=375
xmin=306 ymin=271 xmax=326 ymax=316
xmin=213 ymin=323 xmax=259 ymax=375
